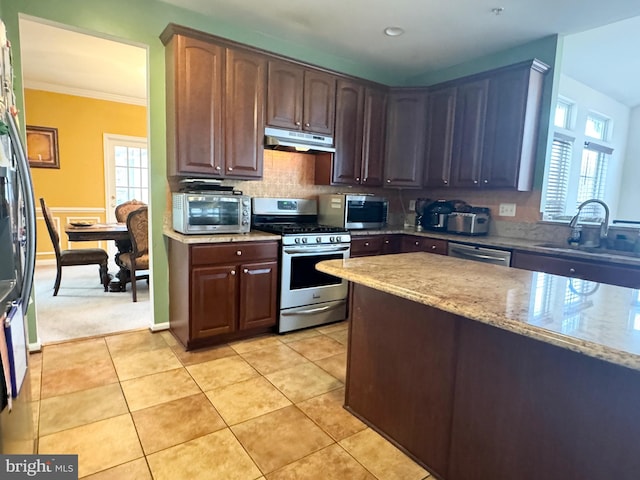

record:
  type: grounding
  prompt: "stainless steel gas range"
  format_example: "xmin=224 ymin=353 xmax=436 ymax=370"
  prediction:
xmin=252 ymin=198 xmax=351 ymax=333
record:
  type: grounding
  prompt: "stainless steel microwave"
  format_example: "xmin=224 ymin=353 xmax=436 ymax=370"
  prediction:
xmin=172 ymin=192 xmax=251 ymax=234
xmin=318 ymin=194 xmax=388 ymax=230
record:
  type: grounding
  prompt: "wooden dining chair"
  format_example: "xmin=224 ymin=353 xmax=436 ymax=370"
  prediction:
xmin=118 ymin=206 xmax=149 ymax=302
xmin=115 ymin=199 xmax=146 ymax=223
xmin=39 ymin=198 xmax=110 ymax=296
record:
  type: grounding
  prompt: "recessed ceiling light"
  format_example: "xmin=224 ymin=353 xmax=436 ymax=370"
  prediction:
xmin=384 ymin=27 xmax=405 ymax=37
xmin=491 ymin=7 xmax=505 ymax=15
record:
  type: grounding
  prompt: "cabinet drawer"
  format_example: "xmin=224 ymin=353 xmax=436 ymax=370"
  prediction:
xmin=511 ymin=251 xmax=640 ymax=289
xmin=191 ymin=241 xmax=278 ymax=266
xmin=402 ymin=236 xmax=448 ymax=255
xmin=351 ymin=236 xmax=385 ymax=257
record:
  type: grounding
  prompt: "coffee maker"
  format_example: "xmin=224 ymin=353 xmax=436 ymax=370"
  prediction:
xmin=414 ymin=198 xmax=431 ymax=231
xmin=421 ymin=200 xmax=455 ymax=231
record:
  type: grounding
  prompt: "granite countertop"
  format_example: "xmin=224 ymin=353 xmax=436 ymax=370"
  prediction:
xmin=317 ymin=252 xmax=640 ymax=371
xmin=351 ymin=227 xmax=640 ymax=268
xmin=163 ymin=227 xmax=280 ymax=244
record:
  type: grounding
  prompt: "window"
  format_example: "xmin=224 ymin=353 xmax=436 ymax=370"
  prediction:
xmin=115 ymin=145 xmax=149 ymax=205
xmin=542 ymin=103 xmax=614 ymax=221
xmin=554 ymin=98 xmax=573 ymax=129
xmin=543 ymin=134 xmax=573 ymax=219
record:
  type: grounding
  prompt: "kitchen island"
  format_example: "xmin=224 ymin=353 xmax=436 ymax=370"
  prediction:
xmin=317 ymin=253 xmax=640 ymax=480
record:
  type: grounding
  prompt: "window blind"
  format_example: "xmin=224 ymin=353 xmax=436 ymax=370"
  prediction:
xmin=543 ymin=135 xmax=573 ymax=219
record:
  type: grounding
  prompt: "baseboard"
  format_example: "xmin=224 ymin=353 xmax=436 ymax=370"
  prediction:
xmin=150 ymin=321 xmax=169 ymax=332
xmin=29 ymin=338 xmax=42 ymax=353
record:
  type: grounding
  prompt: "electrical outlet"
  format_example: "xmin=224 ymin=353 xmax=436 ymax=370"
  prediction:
xmin=409 ymin=200 xmax=416 ymax=212
xmin=499 ymin=203 xmax=517 ymax=217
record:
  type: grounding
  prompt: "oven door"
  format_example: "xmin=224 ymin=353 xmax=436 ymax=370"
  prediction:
xmin=281 ymin=243 xmax=350 ymax=309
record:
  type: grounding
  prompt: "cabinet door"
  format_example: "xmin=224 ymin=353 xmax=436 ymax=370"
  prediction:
xmin=332 ymin=80 xmax=364 ymax=185
xmin=224 ymin=48 xmax=266 ymax=179
xmin=172 ymin=35 xmax=224 ymax=176
xmin=401 ymin=236 xmax=448 ymax=255
xmin=350 ymin=236 xmax=384 ymax=257
xmin=361 ymin=87 xmax=387 ymax=187
xmin=511 ymin=251 xmax=640 ymax=289
xmin=266 ymin=60 xmax=304 ymax=130
xmin=423 ymin=86 xmax=457 ymax=188
xmin=239 ymin=260 xmax=278 ymax=330
xmin=481 ymin=63 xmax=545 ymax=190
xmin=451 ymin=79 xmax=489 ymax=187
xmin=191 ymin=265 xmax=237 ymax=338
xmin=303 ymin=70 xmax=336 ymax=135
xmin=381 ymin=234 xmax=402 ymax=254
xmin=384 ymin=90 xmax=427 ymax=187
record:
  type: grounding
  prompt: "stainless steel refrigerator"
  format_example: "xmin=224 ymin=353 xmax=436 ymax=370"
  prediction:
xmin=0 ymin=19 xmax=38 ymax=454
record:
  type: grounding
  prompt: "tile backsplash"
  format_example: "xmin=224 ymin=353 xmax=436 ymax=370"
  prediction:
xmin=232 ymin=151 xmax=541 ymax=224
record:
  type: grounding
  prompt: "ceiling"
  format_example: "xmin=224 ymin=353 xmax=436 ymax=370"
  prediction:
xmin=18 ymin=1 xmax=640 ymax=107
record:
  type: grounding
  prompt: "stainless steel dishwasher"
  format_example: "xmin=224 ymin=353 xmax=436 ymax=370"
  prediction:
xmin=447 ymin=242 xmax=512 ymax=266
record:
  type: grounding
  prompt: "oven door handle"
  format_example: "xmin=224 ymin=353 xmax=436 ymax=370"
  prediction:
xmin=283 ymin=246 xmax=350 ymax=254
xmin=281 ymin=300 xmax=347 ymax=316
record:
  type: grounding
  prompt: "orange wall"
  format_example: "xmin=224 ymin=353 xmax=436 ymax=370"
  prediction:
xmin=24 ymin=89 xmax=147 ymax=208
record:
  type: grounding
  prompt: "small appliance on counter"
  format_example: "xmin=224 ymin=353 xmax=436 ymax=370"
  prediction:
xmin=172 ymin=179 xmax=250 ymax=234
xmin=420 ymin=200 xmax=457 ymax=231
xmin=318 ymin=193 xmax=388 ymax=230
xmin=447 ymin=207 xmax=491 ymax=236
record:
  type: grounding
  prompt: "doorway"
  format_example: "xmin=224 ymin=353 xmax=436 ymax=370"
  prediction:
xmin=19 ymin=16 xmax=152 ymax=344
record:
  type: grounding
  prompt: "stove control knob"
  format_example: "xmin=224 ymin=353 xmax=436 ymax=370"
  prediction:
xmin=302 ymin=237 xmax=308 ymax=243
xmin=330 ymin=236 xmax=335 ymax=242
xmin=295 ymin=238 xmax=301 ymax=244
xmin=336 ymin=236 xmax=341 ymax=243
xmin=316 ymin=237 xmax=322 ymax=243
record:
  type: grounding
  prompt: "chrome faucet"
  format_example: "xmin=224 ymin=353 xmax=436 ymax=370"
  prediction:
xmin=568 ymin=199 xmax=610 ymax=244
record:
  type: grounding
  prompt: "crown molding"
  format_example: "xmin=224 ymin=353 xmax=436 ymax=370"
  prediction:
xmin=24 ymin=80 xmax=147 ymax=107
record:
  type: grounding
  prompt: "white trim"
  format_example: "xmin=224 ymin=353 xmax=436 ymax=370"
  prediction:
xmin=149 ymin=322 xmax=170 ymax=332
xmin=24 ymin=80 xmax=147 ymax=106
xmin=28 ymin=339 xmax=42 ymax=353
xmin=36 ymin=207 xmax=105 ymax=213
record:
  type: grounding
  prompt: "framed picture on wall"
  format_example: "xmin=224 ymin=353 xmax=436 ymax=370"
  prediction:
xmin=26 ymin=125 xmax=60 ymax=169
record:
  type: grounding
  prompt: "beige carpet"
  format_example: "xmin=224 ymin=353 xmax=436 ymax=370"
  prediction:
xmin=33 ymin=263 xmax=151 ymax=345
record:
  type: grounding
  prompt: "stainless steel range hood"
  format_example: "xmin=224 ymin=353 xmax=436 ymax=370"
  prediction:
xmin=264 ymin=127 xmax=335 ymax=153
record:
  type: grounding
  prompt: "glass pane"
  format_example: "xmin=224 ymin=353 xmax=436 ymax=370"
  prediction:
xmin=554 ymin=101 xmax=571 ymax=129
xmin=114 ymin=146 xmax=128 ymax=166
xmin=141 ymin=190 xmax=149 ymax=203
xmin=129 ymin=168 xmax=141 ymax=187
xmin=140 ymin=149 xmax=148 ymax=168
xmin=116 ymin=188 xmax=128 ymax=206
xmin=128 ymin=148 xmax=141 ymax=168
xmin=585 ymin=114 xmax=608 ymax=140
xmin=141 ymin=172 xmax=148 ymax=189
xmin=115 ymin=166 xmax=128 ymax=187
xmin=131 ymin=188 xmax=142 ymax=200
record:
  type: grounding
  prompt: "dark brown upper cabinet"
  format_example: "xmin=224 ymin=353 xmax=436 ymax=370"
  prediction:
xmin=317 ymin=81 xmax=387 ymax=186
xmin=384 ymin=88 xmax=428 ymax=188
xmin=162 ymin=25 xmax=266 ymax=179
xmin=266 ymin=60 xmax=336 ymax=135
xmin=481 ymin=59 xmax=549 ymax=190
xmin=423 ymin=59 xmax=548 ymax=191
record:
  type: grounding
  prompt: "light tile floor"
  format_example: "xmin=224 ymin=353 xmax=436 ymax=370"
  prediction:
xmin=30 ymin=321 xmax=433 ymax=479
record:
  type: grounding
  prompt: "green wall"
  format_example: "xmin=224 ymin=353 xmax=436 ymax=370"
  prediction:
xmin=1 ymin=0 xmax=560 ymax=345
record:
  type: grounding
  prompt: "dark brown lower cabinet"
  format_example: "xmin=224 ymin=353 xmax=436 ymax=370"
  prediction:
xmin=169 ymin=239 xmax=278 ymax=349
xmin=347 ymin=285 xmax=458 ymax=479
xmin=347 ymin=284 xmax=640 ymax=480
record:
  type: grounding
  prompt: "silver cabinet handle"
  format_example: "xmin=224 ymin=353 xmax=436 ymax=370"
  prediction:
xmin=295 ymin=121 xmax=301 ymax=126
xmin=236 ymin=250 xmax=242 ymax=256
xmin=243 ymin=268 xmax=249 ymax=274
xmin=569 ymin=268 xmax=576 ymax=273
xmin=215 ymin=165 xmax=221 ymax=170
xmin=364 ymin=242 xmax=369 ymax=246
xmin=449 ymin=247 xmax=508 ymax=262
xmin=305 ymin=123 xmax=310 ymax=127
xmin=230 ymin=270 xmax=236 ymax=275
xmin=356 ymin=177 xmax=360 ymax=181
xmin=228 ymin=167 xmax=233 ymax=171
xmin=415 ymin=241 xmax=420 ymax=246
xmin=387 ymin=179 xmax=391 ymax=183
xmin=431 ymin=245 xmax=436 ymax=249
xmin=444 ymin=180 xmax=448 ymax=184
xmin=384 ymin=240 xmax=390 ymax=244
xmin=483 ymin=179 xmax=489 ymax=184
xmin=473 ymin=180 xmax=478 ymax=184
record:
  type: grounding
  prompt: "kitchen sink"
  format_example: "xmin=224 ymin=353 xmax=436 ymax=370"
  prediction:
xmin=534 ymin=242 xmax=640 ymax=258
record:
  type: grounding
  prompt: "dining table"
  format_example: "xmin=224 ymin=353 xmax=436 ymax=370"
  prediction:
xmin=65 ymin=222 xmax=131 ymax=292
